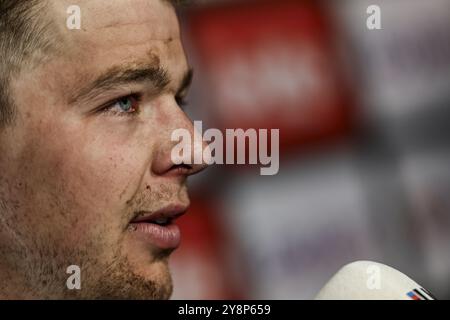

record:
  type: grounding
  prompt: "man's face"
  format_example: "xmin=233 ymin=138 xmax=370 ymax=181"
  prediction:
xmin=0 ymin=0 xmax=207 ymax=299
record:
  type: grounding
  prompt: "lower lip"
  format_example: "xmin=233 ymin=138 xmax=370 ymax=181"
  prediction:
xmin=129 ymin=222 xmax=181 ymax=250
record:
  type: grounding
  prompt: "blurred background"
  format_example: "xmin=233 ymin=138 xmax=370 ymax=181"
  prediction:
xmin=169 ymin=0 xmax=450 ymax=299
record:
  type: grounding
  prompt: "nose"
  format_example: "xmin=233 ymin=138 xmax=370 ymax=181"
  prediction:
xmin=151 ymin=104 xmax=210 ymax=178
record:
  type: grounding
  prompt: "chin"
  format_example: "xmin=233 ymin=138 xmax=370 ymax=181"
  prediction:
xmin=123 ymin=247 xmax=175 ymax=299
xmin=79 ymin=239 xmax=175 ymax=300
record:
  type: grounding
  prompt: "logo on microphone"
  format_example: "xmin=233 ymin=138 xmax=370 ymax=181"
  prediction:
xmin=406 ymin=288 xmax=436 ymax=300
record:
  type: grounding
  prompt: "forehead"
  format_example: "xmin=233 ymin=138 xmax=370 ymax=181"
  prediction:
xmin=45 ymin=0 xmax=186 ymax=93
xmin=52 ymin=0 xmax=178 ymax=35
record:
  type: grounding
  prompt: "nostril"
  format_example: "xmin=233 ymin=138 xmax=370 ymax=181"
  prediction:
xmin=170 ymin=163 xmax=192 ymax=175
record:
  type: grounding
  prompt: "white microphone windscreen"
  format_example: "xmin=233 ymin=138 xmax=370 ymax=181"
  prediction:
xmin=314 ymin=261 xmax=436 ymax=300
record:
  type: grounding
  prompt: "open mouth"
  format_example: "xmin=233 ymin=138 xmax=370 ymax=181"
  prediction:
xmin=128 ymin=205 xmax=188 ymax=250
xmin=150 ymin=217 xmax=172 ymax=226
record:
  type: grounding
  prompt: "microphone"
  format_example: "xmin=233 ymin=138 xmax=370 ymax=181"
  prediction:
xmin=314 ymin=261 xmax=436 ymax=300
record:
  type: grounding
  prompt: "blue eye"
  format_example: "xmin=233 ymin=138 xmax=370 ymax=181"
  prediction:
xmin=118 ymin=97 xmax=133 ymax=112
xmin=103 ymin=95 xmax=140 ymax=116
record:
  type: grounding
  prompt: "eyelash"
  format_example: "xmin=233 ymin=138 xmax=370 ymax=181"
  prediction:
xmin=100 ymin=93 xmax=188 ymax=117
xmin=175 ymin=95 xmax=188 ymax=108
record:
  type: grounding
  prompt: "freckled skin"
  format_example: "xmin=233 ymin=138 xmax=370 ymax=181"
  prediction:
xmin=0 ymin=0 xmax=207 ymax=299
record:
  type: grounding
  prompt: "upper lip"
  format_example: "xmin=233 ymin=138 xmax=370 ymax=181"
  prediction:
xmin=130 ymin=204 xmax=189 ymax=223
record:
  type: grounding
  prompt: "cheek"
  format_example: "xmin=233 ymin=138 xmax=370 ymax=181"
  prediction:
xmin=54 ymin=135 xmax=143 ymax=214
xmin=19 ymin=120 xmax=149 ymax=233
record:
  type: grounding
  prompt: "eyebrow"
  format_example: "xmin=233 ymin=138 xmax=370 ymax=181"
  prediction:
xmin=69 ymin=63 xmax=193 ymax=105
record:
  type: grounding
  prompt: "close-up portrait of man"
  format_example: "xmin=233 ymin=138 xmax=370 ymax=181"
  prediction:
xmin=0 ymin=0 xmax=208 ymax=299
xmin=1 ymin=0 xmax=449 ymax=306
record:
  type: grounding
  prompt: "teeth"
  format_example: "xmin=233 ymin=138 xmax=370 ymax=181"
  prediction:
xmin=154 ymin=218 xmax=169 ymax=225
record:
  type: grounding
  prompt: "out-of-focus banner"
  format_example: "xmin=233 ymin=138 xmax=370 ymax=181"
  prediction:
xmin=170 ymin=0 xmax=450 ymax=300
xmin=184 ymin=0 xmax=355 ymax=152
